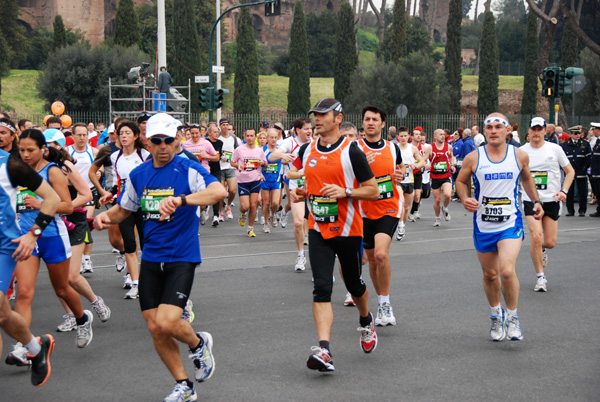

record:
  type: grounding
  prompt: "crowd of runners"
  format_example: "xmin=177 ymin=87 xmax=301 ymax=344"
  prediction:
xmin=0 ymin=103 xmax=599 ymax=401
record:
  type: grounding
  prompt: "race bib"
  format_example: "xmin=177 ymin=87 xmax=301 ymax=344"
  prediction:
xmin=264 ymin=163 xmax=278 ymax=174
xmin=141 ymin=187 xmax=175 ymax=222
xmin=193 ymin=152 xmax=202 ymax=161
xmin=433 ymin=161 xmax=448 ymax=173
xmin=119 ymin=178 xmax=128 ymax=195
xmin=481 ymin=196 xmax=512 ymax=222
xmin=531 ymin=171 xmax=548 ymax=190
xmin=309 ymin=194 xmax=338 ymax=223
xmin=223 ymin=150 xmax=232 ymax=161
xmin=16 ymin=187 xmax=37 ymax=213
xmin=376 ymin=174 xmax=394 ymax=200
xmin=243 ymin=159 xmax=260 ymax=171
xmin=297 ymin=177 xmax=305 ymax=187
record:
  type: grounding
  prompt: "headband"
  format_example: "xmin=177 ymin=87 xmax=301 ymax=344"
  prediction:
xmin=484 ymin=117 xmax=509 ymax=128
xmin=0 ymin=121 xmax=16 ymax=133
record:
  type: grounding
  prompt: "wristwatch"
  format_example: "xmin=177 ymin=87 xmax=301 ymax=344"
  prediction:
xmin=179 ymin=194 xmax=187 ymax=207
xmin=345 ymin=187 xmax=353 ymax=198
xmin=560 ymin=188 xmax=568 ymax=195
xmin=29 ymin=227 xmax=42 ymax=237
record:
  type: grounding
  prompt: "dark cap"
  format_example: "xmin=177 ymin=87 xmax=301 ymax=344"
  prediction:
xmin=137 ymin=112 xmax=152 ymax=124
xmin=529 ymin=116 xmax=546 ymax=128
xmin=260 ymin=121 xmax=269 ymax=128
xmin=309 ymin=98 xmax=343 ymax=115
xmin=219 ymin=118 xmax=229 ymax=125
xmin=568 ymin=125 xmax=583 ymax=134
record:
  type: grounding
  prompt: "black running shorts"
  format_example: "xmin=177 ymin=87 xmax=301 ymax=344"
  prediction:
xmin=362 ymin=215 xmax=399 ymax=250
xmin=139 ymin=260 xmax=197 ymax=311
xmin=523 ymin=201 xmax=560 ymax=221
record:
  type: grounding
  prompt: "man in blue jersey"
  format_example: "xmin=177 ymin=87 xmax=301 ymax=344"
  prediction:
xmin=94 ymin=113 xmax=227 ymax=402
xmin=456 ymin=112 xmax=543 ymax=343
xmin=0 ymin=149 xmax=60 ymax=386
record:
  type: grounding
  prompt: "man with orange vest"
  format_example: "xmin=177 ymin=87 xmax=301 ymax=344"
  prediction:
xmin=357 ymin=106 xmax=405 ymax=326
xmin=289 ymin=98 xmax=380 ymax=373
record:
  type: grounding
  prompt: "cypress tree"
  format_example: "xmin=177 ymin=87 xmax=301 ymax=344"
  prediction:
xmin=114 ymin=0 xmax=141 ymax=47
xmin=390 ymin=0 xmax=407 ymax=62
xmin=446 ymin=0 xmax=462 ymax=114
xmin=53 ymin=15 xmax=67 ymax=50
xmin=560 ymin=14 xmax=579 ymax=68
xmin=520 ymin=9 xmax=538 ymax=115
xmin=234 ymin=8 xmax=260 ymax=115
xmin=287 ymin=1 xmax=310 ymax=115
xmin=172 ymin=0 xmax=202 ymax=112
xmin=334 ymin=2 xmax=358 ymax=106
xmin=477 ymin=11 xmax=499 ymax=116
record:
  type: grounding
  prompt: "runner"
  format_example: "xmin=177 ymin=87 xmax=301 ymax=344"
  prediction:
xmin=289 ymin=98 xmax=380 ymax=372
xmin=408 ymin=128 xmax=432 ymax=221
xmin=520 ymin=117 xmax=574 ymax=291
xmin=357 ymin=106 xmax=404 ymax=326
xmin=206 ymin=124 xmax=224 ymax=227
xmin=230 ymin=128 xmax=268 ymax=237
xmin=218 ymin=118 xmax=240 ymax=221
xmin=394 ymin=127 xmax=425 ymax=240
xmin=455 ymin=113 xmax=543 ymax=342
xmin=430 ymin=129 xmax=456 ymax=227
xmin=93 ymin=113 xmax=226 ymax=401
xmin=261 ymin=128 xmax=287 ymax=233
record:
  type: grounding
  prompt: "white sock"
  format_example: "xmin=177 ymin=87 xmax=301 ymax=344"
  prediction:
xmin=490 ymin=304 xmax=502 ymax=316
xmin=537 ymin=272 xmax=544 ymax=278
xmin=506 ymin=308 xmax=518 ymax=317
xmin=25 ymin=336 xmax=41 ymax=356
xmin=435 ymin=216 xmax=440 ymax=220
xmin=398 ymin=221 xmax=405 ymax=228
xmin=298 ymin=250 xmax=305 ymax=257
xmin=132 ymin=280 xmax=139 ymax=287
xmin=378 ymin=295 xmax=390 ymax=305
xmin=83 ymin=255 xmax=91 ymax=261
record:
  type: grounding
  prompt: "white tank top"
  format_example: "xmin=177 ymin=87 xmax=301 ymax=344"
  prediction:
xmin=67 ymin=144 xmax=95 ymax=188
xmin=399 ymin=144 xmax=415 ymax=184
xmin=473 ymin=145 xmax=522 ymax=233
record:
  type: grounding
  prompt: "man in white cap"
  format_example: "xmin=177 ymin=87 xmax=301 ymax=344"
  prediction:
xmin=520 ymin=116 xmax=574 ymax=291
xmin=94 ymin=113 xmax=227 ymax=402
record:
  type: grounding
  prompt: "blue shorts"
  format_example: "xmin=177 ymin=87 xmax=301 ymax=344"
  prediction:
xmin=32 ymin=234 xmax=72 ymax=264
xmin=0 ymin=253 xmax=16 ymax=294
xmin=238 ymin=180 xmax=261 ymax=196
xmin=261 ymin=179 xmax=280 ymax=191
xmin=473 ymin=225 xmax=524 ymax=253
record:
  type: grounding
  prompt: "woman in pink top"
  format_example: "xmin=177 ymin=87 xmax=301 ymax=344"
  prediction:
xmin=231 ymin=128 xmax=268 ymax=237
xmin=181 ymin=124 xmax=218 ymax=170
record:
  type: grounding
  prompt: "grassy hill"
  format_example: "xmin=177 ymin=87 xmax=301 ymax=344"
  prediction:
xmin=1 ymin=69 xmax=525 ymax=116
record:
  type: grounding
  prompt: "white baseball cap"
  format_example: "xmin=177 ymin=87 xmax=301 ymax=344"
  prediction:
xmin=146 ymin=113 xmax=179 ymax=138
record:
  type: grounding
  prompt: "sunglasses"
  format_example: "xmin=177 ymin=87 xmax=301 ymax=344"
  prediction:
xmin=150 ymin=136 xmax=176 ymax=145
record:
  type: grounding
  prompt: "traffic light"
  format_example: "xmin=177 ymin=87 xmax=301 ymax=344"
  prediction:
xmin=214 ymin=88 xmax=230 ymax=109
xmin=199 ymin=88 xmax=209 ymax=110
xmin=542 ymin=67 xmax=558 ymax=98
xmin=265 ymin=0 xmax=281 ymax=16
xmin=557 ymin=67 xmax=584 ymax=97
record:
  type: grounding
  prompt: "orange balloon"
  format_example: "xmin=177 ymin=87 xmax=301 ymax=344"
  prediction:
xmin=43 ymin=114 xmax=54 ymax=126
xmin=60 ymin=115 xmax=72 ymax=128
xmin=51 ymin=101 xmax=65 ymax=115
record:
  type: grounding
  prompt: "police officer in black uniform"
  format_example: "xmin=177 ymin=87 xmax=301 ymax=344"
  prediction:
xmin=589 ymin=123 xmax=600 ymax=217
xmin=561 ymin=125 xmax=592 ymax=216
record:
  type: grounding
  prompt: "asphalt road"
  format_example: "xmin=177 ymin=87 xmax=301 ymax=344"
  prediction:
xmin=1 ymin=197 xmax=599 ymax=402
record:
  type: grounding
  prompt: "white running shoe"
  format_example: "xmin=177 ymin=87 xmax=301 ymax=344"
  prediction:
xmin=124 ymin=285 xmax=139 ymax=299
xmin=374 ymin=305 xmax=384 ymax=326
xmin=407 ymin=214 xmax=415 ymax=222
xmin=295 ymin=255 xmax=306 ymax=272
xmin=534 ymin=276 xmax=547 ymax=292
xmin=414 ymin=211 xmax=421 ymax=219
xmin=395 ymin=224 xmax=405 ymax=241
xmin=269 ymin=214 xmax=278 ymax=228
xmin=262 ymin=223 xmax=270 ymax=233
xmin=91 ymin=296 xmax=111 ymax=322
xmin=280 ymin=211 xmax=288 ymax=228
xmin=111 ymin=247 xmax=120 ymax=254
xmin=490 ymin=310 xmax=506 ymax=341
xmin=442 ymin=207 xmax=451 ymax=221
xmin=82 ymin=259 xmax=93 ymax=273
xmin=505 ymin=314 xmax=523 ymax=341
xmin=76 ymin=310 xmax=93 ymax=348
xmin=225 ymin=206 xmax=233 ymax=220
xmin=5 ymin=342 xmax=30 ymax=366
xmin=116 ymin=253 xmax=126 ymax=272
xmin=190 ymin=332 xmax=215 ymax=382
xmin=380 ymin=302 xmax=396 ymax=326
xmin=200 ymin=208 xmax=209 ymax=225
xmin=260 ymin=216 xmax=265 ymax=225
xmin=433 ymin=218 xmax=441 ymax=227
xmin=218 ymin=213 xmax=225 ymax=222
xmin=79 ymin=260 xmax=85 ymax=274
xmin=163 ymin=381 xmax=197 ymax=402
xmin=344 ymin=292 xmax=356 ymax=306
xmin=123 ymin=273 xmax=132 ymax=289
xmin=212 ymin=216 xmax=219 ymax=227
xmin=56 ymin=313 xmax=76 ymax=332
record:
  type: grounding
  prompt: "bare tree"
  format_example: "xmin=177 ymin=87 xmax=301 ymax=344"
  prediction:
xmin=367 ymin=0 xmax=388 ymax=44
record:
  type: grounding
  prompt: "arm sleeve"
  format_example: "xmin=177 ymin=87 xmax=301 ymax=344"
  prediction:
xmin=7 ymin=157 xmax=43 ymax=191
xmin=349 ymin=142 xmax=374 ymax=182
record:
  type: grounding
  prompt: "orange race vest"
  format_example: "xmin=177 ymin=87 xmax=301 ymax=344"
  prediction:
xmin=357 ymin=139 xmax=401 ymax=220
xmin=301 ymin=137 xmax=363 ymax=239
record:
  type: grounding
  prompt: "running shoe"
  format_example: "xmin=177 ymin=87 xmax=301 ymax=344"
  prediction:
xmin=542 ymin=248 xmax=548 ymax=267
xmin=407 ymin=214 xmax=415 ymax=222
xmin=218 ymin=213 xmax=225 ymax=222
xmin=225 ymin=206 xmax=233 ymax=220
xmin=91 ymin=296 xmax=111 ymax=322
xmin=30 ymin=334 xmax=55 ymax=387
xmin=270 ymin=214 xmax=278 ymax=228
xmin=262 ymin=223 xmax=270 ymax=233
xmin=125 ymin=285 xmax=139 ymax=299
xmin=442 ymin=207 xmax=451 ymax=221
xmin=414 ymin=211 xmax=421 ymax=219
xmin=304 ymin=234 xmax=308 ymax=245
xmin=344 ymin=292 xmax=356 ymax=306
xmin=433 ymin=218 xmax=441 ymax=227
xmin=395 ymin=224 xmax=405 ymax=241
xmin=534 ymin=276 xmax=547 ymax=292
xmin=115 ymin=253 xmax=126 ymax=272
xmin=111 ymin=247 xmax=120 ymax=254
xmin=374 ymin=304 xmax=384 ymax=326
xmin=506 ymin=314 xmax=523 ymax=341
xmin=380 ymin=302 xmax=397 ymax=326
xmin=490 ymin=310 xmax=506 ymax=341
xmin=247 ymin=227 xmax=256 ymax=237
xmin=260 ymin=216 xmax=265 ymax=225
xmin=357 ymin=314 xmax=378 ymax=353
xmin=212 ymin=216 xmax=219 ymax=227
xmin=200 ymin=208 xmax=208 ymax=225
xmin=295 ymin=255 xmax=306 ymax=272
xmin=182 ymin=300 xmax=195 ymax=323
xmin=190 ymin=332 xmax=215 ymax=382
xmin=163 ymin=382 xmax=197 ymax=402
xmin=230 ymin=201 xmax=235 ymax=207
xmin=123 ymin=273 xmax=132 ymax=289
xmin=280 ymin=211 xmax=288 ymax=228
xmin=306 ymin=346 xmax=334 ymax=372
xmin=56 ymin=313 xmax=76 ymax=332
xmin=5 ymin=342 xmax=31 ymax=366
xmin=79 ymin=260 xmax=85 ymax=274
xmin=82 ymin=259 xmax=93 ymax=273
xmin=238 ymin=212 xmax=247 ymax=227
xmin=76 ymin=310 xmax=93 ymax=348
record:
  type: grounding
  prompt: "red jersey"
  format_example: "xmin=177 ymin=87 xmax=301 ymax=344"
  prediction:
xmin=430 ymin=141 xmax=452 ymax=179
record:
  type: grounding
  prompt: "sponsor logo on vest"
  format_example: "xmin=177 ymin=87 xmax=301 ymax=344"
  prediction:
xmin=484 ymin=172 xmax=514 ymax=180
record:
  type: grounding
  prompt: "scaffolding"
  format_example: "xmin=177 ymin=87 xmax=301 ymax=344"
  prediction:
xmin=108 ymin=77 xmax=191 ymax=121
